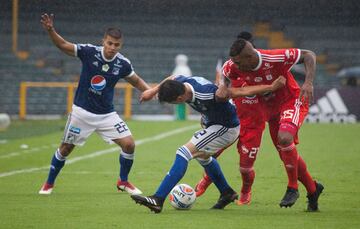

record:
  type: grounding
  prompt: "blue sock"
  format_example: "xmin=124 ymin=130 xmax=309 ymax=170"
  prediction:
xmin=155 ymin=146 xmax=192 ymax=199
xmin=119 ymin=152 xmax=134 ymax=181
xmin=46 ymin=149 xmax=66 ymax=185
xmin=198 ymin=157 xmax=230 ymax=194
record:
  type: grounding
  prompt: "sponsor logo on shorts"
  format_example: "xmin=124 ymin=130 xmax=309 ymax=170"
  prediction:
xmin=69 ymin=125 xmax=81 ymax=134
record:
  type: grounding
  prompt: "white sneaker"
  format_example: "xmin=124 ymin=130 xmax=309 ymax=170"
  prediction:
xmin=39 ymin=183 xmax=54 ymax=195
xmin=117 ymin=180 xmax=142 ymax=195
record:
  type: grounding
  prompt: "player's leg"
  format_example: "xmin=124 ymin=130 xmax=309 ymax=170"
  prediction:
xmin=39 ymin=111 xmax=92 ymax=195
xmin=295 ymin=103 xmax=324 ymax=211
xmin=236 ymin=127 xmax=263 ymax=205
xmin=194 ymin=146 xmax=228 ymax=197
xmin=97 ymin=113 xmax=141 ymax=195
xmin=193 ymin=125 xmax=240 ymax=209
xmin=131 ymin=142 xmax=195 ymax=213
xmin=269 ymin=115 xmax=300 ymax=207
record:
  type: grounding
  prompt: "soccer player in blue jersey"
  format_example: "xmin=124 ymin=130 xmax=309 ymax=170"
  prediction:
xmin=38 ymin=13 xmax=150 ymax=195
xmin=130 ymin=75 xmax=285 ymax=213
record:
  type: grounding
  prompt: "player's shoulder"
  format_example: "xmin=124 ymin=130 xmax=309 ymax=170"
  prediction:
xmin=114 ymin=53 xmax=132 ymax=66
xmin=77 ymin=43 xmax=101 ymax=51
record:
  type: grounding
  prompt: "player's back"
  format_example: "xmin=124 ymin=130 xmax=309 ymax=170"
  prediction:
xmin=174 ymin=75 xmax=239 ymax=128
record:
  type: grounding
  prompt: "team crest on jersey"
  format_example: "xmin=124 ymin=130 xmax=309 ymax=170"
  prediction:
xmin=102 ymin=64 xmax=110 ymax=72
xmin=266 ymin=74 xmax=273 ymax=80
xmin=90 ymin=75 xmax=106 ymax=91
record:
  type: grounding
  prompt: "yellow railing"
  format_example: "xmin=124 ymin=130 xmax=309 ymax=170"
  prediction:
xmin=19 ymin=82 xmax=134 ymax=120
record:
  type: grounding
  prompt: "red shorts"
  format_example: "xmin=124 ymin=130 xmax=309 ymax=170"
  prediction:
xmin=267 ymin=98 xmax=309 ymax=145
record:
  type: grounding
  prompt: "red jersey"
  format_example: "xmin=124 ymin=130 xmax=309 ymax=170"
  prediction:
xmin=223 ymin=48 xmax=302 ymax=108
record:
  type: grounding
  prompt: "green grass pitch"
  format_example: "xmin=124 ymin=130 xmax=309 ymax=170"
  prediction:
xmin=0 ymin=120 xmax=360 ymax=229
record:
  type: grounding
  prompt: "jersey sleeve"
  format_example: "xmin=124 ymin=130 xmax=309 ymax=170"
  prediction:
xmin=276 ymin=48 xmax=301 ymax=72
xmin=75 ymin=44 xmax=97 ymax=61
xmin=222 ymin=60 xmax=247 ymax=88
xmin=121 ymin=57 xmax=135 ymax=78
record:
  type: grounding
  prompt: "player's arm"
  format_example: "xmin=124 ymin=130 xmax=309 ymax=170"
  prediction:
xmin=215 ymin=74 xmax=231 ymax=101
xmin=230 ymin=76 xmax=286 ymax=98
xmin=297 ymin=49 xmax=316 ymax=103
xmin=125 ymin=73 xmax=151 ymax=92
xmin=139 ymin=75 xmax=176 ymax=102
xmin=40 ymin=13 xmax=75 ymax=56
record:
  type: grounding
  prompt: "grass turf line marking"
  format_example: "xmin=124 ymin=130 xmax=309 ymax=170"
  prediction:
xmin=0 ymin=124 xmax=199 ymax=178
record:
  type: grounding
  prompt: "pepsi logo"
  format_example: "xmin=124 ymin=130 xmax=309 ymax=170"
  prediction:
xmin=90 ymin=75 xmax=106 ymax=91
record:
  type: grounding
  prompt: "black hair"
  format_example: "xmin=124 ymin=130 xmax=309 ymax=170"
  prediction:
xmin=158 ymin=80 xmax=185 ymax=103
xmin=104 ymin=28 xmax=122 ymax=39
xmin=229 ymin=38 xmax=247 ymax=57
xmin=237 ymin=31 xmax=253 ymax=41
xmin=237 ymin=31 xmax=255 ymax=47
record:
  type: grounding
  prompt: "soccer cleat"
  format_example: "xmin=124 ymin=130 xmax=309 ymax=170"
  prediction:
xmin=279 ymin=187 xmax=300 ymax=208
xmin=195 ymin=176 xmax=212 ymax=197
xmin=236 ymin=191 xmax=251 ymax=205
xmin=211 ymin=188 xmax=238 ymax=209
xmin=39 ymin=183 xmax=54 ymax=195
xmin=131 ymin=195 xmax=164 ymax=213
xmin=117 ymin=180 xmax=143 ymax=195
xmin=307 ymin=182 xmax=324 ymax=212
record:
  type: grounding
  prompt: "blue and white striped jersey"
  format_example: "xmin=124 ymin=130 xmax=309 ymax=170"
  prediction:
xmin=175 ymin=75 xmax=239 ymax=128
xmin=73 ymin=44 xmax=135 ymax=114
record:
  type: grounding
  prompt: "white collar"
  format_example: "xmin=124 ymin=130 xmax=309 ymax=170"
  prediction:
xmin=101 ymin=47 xmax=118 ymax=62
xmin=184 ymin=82 xmax=195 ymax=103
xmin=252 ymin=50 xmax=262 ymax=71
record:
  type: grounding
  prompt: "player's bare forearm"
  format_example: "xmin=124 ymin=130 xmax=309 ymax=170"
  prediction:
xmin=41 ymin=13 xmax=75 ymax=56
xmin=299 ymin=49 xmax=316 ymax=84
xmin=229 ymin=85 xmax=272 ymax=98
xmin=127 ymin=74 xmax=151 ymax=92
xmin=230 ymin=76 xmax=286 ymax=98
xmin=299 ymin=49 xmax=316 ymax=103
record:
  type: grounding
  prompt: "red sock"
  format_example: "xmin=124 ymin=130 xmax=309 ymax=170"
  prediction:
xmin=279 ymin=143 xmax=299 ymax=190
xmin=297 ymin=156 xmax=316 ymax=194
xmin=240 ymin=167 xmax=255 ymax=194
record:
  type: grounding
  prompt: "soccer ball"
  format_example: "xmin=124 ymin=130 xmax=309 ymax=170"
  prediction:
xmin=169 ymin=184 xmax=196 ymax=210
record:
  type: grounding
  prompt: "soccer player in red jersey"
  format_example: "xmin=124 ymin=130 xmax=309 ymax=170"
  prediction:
xmin=222 ymin=38 xmax=324 ymax=211
xmin=195 ymin=32 xmax=267 ymax=206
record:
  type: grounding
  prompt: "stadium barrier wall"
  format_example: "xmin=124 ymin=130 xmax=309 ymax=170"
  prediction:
xmin=19 ymin=82 xmax=135 ymax=120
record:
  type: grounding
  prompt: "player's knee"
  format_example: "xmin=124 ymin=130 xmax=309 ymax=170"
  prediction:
xmin=121 ymin=141 xmax=135 ymax=154
xmin=176 ymin=146 xmax=193 ymax=161
xmin=239 ymin=166 xmax=254 ymax=174
xmin=59 ymin=143 xmax=74 ymax=157
xmin=196 ymin=157 xmax=212 ymax=166
xmin=277 ymin=132 xmax=293 ymax=147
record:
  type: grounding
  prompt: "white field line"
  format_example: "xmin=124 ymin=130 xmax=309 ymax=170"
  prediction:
xmin=0 ymin=124 xmax=199 ymax=178
xmin=0 ymin=144 xmax=58 ymax=159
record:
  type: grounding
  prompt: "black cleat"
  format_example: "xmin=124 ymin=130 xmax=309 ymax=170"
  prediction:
xmin=211 ymin=188 xmax=238 ymax=209
xmin=307 ymin=182 xmax=324 ymax=212
xmin=131 ymin=195 xmax=164 ymax=213
xmin=279 ymin=187 xmax=299 ymax=208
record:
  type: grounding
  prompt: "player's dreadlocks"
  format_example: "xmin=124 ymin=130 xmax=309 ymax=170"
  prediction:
xmin=229 ymin=38 xmax=247 ymax=57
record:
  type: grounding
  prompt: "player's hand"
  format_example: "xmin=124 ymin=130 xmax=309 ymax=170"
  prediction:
xmin=215 ymin=84 xmax=230 ymax=101
xmin=140 ymin=89 xmax=156 ymax=103
xmin=299 ymin=81 xmax=314 ymax=104
xmin=40 ymin=13 xmax=55 ymax=31
xmin=271 ymin=76 xmax=286 ymax=91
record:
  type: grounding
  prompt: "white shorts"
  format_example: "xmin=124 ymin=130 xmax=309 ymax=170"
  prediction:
xmin=62 ymin=105 xmax=132 ymax=146
xmin=190 ymin=124 xmax=240 ymax=155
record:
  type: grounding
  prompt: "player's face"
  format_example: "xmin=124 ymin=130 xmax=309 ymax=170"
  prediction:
xmin=102 ymin=35 xmax=122 ymax=59
xmin=231 ymin=42 xmax=258 ymax=71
